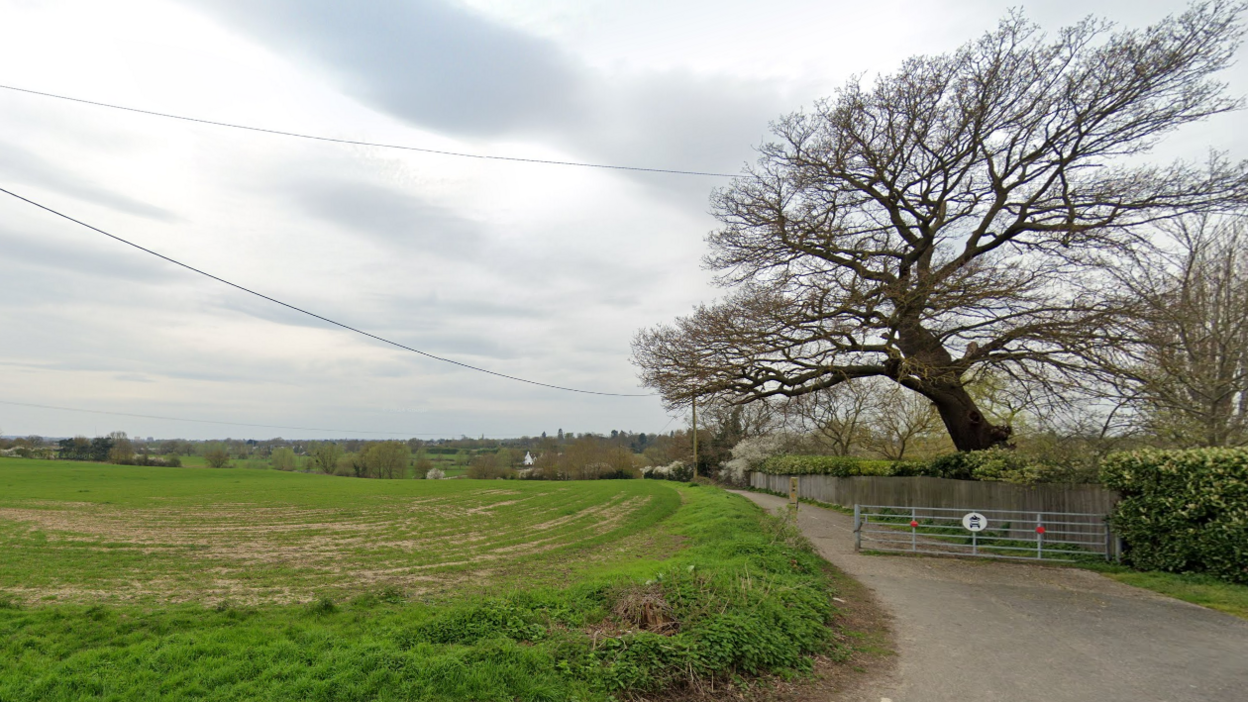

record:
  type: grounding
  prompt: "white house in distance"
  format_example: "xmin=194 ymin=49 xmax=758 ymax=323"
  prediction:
xmin=523 ymin=451 xmax=535 ymax=466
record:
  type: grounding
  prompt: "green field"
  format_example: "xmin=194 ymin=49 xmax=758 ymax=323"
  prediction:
xmin=0 ymin=459 xmax=678 ymax=605
xmin=0 ymin=459 xmax=842 ymax=700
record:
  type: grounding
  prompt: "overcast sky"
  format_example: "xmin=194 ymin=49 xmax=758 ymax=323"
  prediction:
xmin=1 ymin=0 xmax=1244 ymax=440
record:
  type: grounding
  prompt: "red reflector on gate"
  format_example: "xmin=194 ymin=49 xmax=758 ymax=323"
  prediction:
xmin=910 ymin=520 xmax=919 ymax=528
xmin=1036 ymin=526 xmax=1046 ymax=534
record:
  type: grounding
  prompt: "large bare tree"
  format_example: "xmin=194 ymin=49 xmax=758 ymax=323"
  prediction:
xmin=634 ymin=3 xmax=1248 ymax=451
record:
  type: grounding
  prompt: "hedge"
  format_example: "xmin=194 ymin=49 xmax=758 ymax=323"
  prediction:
xmin=920 ymin=448 xmax=1096 ymax=483
xmin=1101 ymin=448 xmax=1248 ymax=585
xmin=755 ymin=450 xmax=1085 ymax=484
xmin=757 ymin=455 xmax=900 ymax=477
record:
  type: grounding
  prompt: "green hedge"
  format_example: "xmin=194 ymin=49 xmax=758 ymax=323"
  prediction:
xmin=1101 ymin=448 xmax=1248 ymax=585
xmin=756 ymin=449 xmax=1093 ymax=484
xmin=757 ymin=455 xmax=900 ymax=477
xmin=921 ymin=448 xmax=1095 ymax=484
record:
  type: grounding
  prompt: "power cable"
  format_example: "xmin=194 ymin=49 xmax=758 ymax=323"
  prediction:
xmin=0 ymin=399 xmax=444 ymax=436
xmin=0 ymin=84 xmax=738 ymax=178
xmin=0 ymin=186 xmax=656 ymax=397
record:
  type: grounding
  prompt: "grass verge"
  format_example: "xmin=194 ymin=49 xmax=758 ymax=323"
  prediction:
xmin=1075 ymin=564 xmax=1248 ymax=620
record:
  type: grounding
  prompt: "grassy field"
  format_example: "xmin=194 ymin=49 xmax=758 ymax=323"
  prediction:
xmin=0 ymin=459 xmax=680 ymax=605
xmin=0 ymin=459 xmax=843 ymax=700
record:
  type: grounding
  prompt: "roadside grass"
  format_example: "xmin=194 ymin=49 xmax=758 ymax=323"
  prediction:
xmin=1076 ymin=565 xmax=1248 ymax=620
xmin=0 ymin=461 xmax=845 ymax=700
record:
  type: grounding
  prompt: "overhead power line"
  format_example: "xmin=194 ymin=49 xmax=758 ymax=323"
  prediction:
xmin=0 ymin=399 xmax=445 ymax=436
xmin=0 ymin=186 xmax=655 ymax=398
xmin=0 ymin=84 xmax=738 ymax=178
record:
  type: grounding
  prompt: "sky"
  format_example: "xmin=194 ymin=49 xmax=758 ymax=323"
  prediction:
xmin=1 ymin=0 xmax=1244 ymax=440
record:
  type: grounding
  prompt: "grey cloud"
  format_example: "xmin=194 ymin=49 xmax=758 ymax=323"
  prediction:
xmin=208 ymin=290 xmax=527 ymax=363
xmin=584 ymin=71 xmax=788 ymax=175
xmin=186 ymin=0 xmax=785 ymax=182
xmin=0 ymin=141 xmax=178 ymax=222
xmin=190 ymin=0 xmax=585 ymax=137
xmin=0 ymin=224 xmax=182 ymax=285
xmin=283 ymin=176 xmax=484 ymax=255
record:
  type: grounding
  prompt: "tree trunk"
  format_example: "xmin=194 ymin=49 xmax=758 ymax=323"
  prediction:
xmin=919 ymin=380 xmax=1013 ymax=452
xmin=893 ymin=316 xmax=1012 ymax=451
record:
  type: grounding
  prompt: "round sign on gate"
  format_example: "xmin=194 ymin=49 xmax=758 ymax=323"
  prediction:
xmin=962 ymin=512 xmax=988 ymax=532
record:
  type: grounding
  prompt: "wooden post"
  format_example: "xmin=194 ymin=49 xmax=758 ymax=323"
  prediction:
xmin=691 ymin=396 xmax=698 ymax=476
xmin=789 ymin=476 xmax=798 ymax=512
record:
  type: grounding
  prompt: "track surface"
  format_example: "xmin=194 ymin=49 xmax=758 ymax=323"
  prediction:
xmin=733 ymin=490 xmax=1248 ymax=702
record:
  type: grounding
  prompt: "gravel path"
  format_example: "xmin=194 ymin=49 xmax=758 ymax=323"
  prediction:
xmin=732 ymin=490 xmax=1248 ymax=702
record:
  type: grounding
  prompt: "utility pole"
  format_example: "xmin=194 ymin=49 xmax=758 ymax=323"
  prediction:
xmin=691 ymin=396 xmax=699 ymax=476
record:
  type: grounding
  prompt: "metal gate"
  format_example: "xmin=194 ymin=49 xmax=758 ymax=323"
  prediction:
xmin=854 ymin=504 xmax=1120 ymax=562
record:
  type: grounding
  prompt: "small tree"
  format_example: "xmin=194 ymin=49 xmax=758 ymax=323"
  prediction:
xmin=467 ymin=452 xmax=506 ymax=479
xmin=495 ymin=447 xmax=516 ymax=470
xmin=271 ymin=447 xmax=297 ymax=471
xmin=862 ymin=383 xmax=949 ymax=460
xmin=309 ymin=443 xmax=343 ymax=474
xmin=786 ymin=382 xmax=877 ymax=456
xmin=107 ymin=431 xmax=134 ymax=464
xmin=1109 ymin=214 xmax=1248 ymax=446
xmin=363 ymin=441 xmax=411 ymax=479
xmin=414 ymin=453 xmax=434 ymax=478
xmin=204 ymin=445 xmax=231 ymax=468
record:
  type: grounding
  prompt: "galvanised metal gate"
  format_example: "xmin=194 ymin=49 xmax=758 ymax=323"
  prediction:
xmin=854 ymin=504 xmax=1121 ymax=562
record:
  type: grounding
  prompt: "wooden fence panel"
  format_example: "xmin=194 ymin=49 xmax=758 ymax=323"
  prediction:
xmin=749 ymin=472 xmax=1119 ymax=541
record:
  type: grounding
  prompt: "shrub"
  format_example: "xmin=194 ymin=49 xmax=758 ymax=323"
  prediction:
xmin=203 ymin=447 xmax=231 ymax=469
xmin=752 ymin=450 xmax=1090 ymax=484
xmin=923 ymin=448 xmax=1095 ymax=484
xmin=641 ymin=461 xmax=694 ymax=482
xmin=270 ymin=447 xmax=297 ymax=471
xmin=1101 ymin=448 xmax=1248 ymax=584
xmin=425 ymin=467 xmax=446 ymax=480
xmin=721 ymin=435 xmax=795 ymax=485
xmin=919 ymin=452 xmax=978 ymax=480
xmin=308 ymin=443 xmax=343 ymax=474
xmin=757 ymin=455 xmax=897 ymax=477
xmin=415 ymin=454 xmax=434 ymax=477
xmin=467 ymin=453 xmax=515 ymax=479
xmin=362 ymin=441 xmax=410 ymax=479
